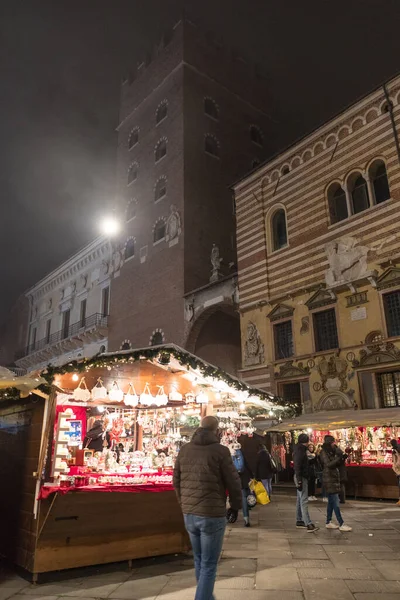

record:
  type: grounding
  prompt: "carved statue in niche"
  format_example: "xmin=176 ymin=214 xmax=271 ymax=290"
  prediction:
xmin=244 ymin=322 xmax=264 ymax=366
xmin=325 ymin=237 xmax=369 ymax=287
xmin=47 ymin=299 xmax=52 ymax=310
xmin=210 ymin=244 xmax=223 ymax=282
xmin=71 ymin=281 xmax=77 ymax=293
xmin=80 ymin=274 xmax=88 ymax=290
xmin=101 ymin=260 xmax=109 ymax=276
xmin=165 ymin=205 xmax=182 ymax=241
xmin=300 ymin=316 xmax=309 ymax=335
xmin=318 ymin=355 xmax=348 ymax=392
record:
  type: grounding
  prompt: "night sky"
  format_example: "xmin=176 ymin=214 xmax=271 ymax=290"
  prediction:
xmin=1 ymin=0 xmax=400 ymax=322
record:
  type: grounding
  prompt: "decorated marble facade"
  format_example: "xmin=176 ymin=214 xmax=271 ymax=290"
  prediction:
xmin=233 ymin=74 xmax=400 ymax=413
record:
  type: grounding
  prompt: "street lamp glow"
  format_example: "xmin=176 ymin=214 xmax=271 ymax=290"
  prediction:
xmin=100 ymin=216 xmax=120 ymax=236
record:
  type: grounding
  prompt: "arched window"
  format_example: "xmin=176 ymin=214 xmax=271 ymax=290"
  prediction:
xmin=272 ymin=209 xmax=287 ymax=251
xmin=370 ymin=161 xmax=390 ymax=204
xmin=124 ymin=237 xmax=135 ymax=260
xmin=156 ymin=100 xmax=168 ymax=124
xmin=154 ymin=176 xmax=167 ymax=202
xmin=153 ymin=219 xmax=166 ymax=243
xmin=328 ymin=183 xmax=348 ymax=224
xmin=150 ymin=331 xmax=164 ymax=346
xmin=250 ymin=125 xmax=263 ymax=146
xmin=204 ymin=134 xmax=219 ymax=157
xmin=99 ymin=345 xmax=106 ymax=353
xmin=281 ymin=165 xmax=290 ymax=176
xmin=128 ymin=127 xmax=139 ymax=150
xmin=155 ymin=138 xmax=167 ymax=162
xmin=128 ymin=162 xmax=138 ymax=185
xmin=349 ymin=173 xmax=370 ymax=214
xmin=204 ymin=97 xmax=219 ymax=120
xmin=126 ymin=199 xmax=137 ymax=222
xmin=121 ymin=341 xmax=131 ymax=350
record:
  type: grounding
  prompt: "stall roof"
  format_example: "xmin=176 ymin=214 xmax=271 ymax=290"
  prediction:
xmin=265 ymin=407 xmax=400 ymax=432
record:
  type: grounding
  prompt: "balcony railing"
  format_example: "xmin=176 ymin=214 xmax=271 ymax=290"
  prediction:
xmin=16 ymin=313 xmax=108 ymax=360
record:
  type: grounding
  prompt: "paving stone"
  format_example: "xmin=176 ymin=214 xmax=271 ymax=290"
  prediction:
xmin=108 ymin=575 xmax=169 ymax=599
xmin=301 ymin=578 xmax=354 ymax=600
xmin=11 ymin=596 xmax=61 ymax=600
xmin=291 ymin=559 xmax=334 ymax=568
xmin=298 ymin=567 xmax=383 ymax=580
xmin=324 ymin=545 xmax=391 ymax=553
xmin=291 ymin=547 xmax=329 ymax=559
xmin=62 ymin=583 xmax=123 ymax=597
xmin=370 ymin=560 xmax=400 ymax=581
xmin=217 ymin=558 xmax=256 ymax=577
xmin=328 ymin=551 xmax=373 ymax=568
xmin=215 ymin=576 xmax=255 ymax=589
xmin=361 ymin=552 xmax=400 ymax=560
xmin=214 ymin=591 xmax=303 ymax=600
xmin=20 ymin=583 xmax=84 ymax=596
xmin=346 ymin=580 xmax=400 ymax=593
xmin=353 ymin=595 xmax=400 ymax=600
xmin=0 ymin=591 xmax=22 ymax=600
xmin=256 ymin=566 xmax=302 ymax=591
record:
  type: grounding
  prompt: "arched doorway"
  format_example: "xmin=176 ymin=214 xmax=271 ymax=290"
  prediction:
xmin=186 ymin=307 xmax=241 ymax=375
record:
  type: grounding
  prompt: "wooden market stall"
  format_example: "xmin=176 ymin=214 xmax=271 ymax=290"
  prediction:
xmin=265 ymin=408 xmax=400 ymax=499
xmin=0 ymin=345 xmax=281 ymax=580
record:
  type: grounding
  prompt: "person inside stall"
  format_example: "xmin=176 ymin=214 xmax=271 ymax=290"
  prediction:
xmin=83 ymin=417 xmax=111 ymax=452
xmin=390 ymin=439 xmax=400 ymax=506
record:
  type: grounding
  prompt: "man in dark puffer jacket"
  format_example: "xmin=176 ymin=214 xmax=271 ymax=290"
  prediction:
xmin=173 ymin=416 xmax=241 ymax=600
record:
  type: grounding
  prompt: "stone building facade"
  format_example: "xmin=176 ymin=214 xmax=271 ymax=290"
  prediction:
xmin=233 ymin=74 xmax=400 ymax=412
xmin=107 ymin=18 xmax=273 ymax=365
xmin=12 ymin=237 xmax=111 ymax=372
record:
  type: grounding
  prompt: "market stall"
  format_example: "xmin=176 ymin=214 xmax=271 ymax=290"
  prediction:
xmin=0 ymin=345 xmax=282 ymax=579
xmin=264 ymin=408 xmax=400 ymax=499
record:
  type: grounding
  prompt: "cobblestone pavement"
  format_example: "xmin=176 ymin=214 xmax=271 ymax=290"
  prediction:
xmin=1 ymin=495 xmax=400 ymax=600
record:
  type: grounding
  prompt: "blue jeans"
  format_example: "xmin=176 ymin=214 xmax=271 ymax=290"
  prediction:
xmin=262 ymin=478 xmax=272 ymax=498
xmin=295 ymin=476 xmax=312 ymax=526
xmin=184 ymin=514 xmax=226 ymax=600
xmin=241 ymin=489 xmax=249 ymax=519
xmin=327 ymin=493 xmax=344 ymax=526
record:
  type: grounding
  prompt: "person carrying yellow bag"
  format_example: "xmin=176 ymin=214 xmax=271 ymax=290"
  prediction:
xmin=249 ymin=479 xmax=270 ymax=505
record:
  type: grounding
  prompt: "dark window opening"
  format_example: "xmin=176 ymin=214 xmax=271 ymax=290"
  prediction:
xmin=126 ymin=200 xmax=136 ymax=221
xmin=272 ymin=209 xmax=287 ymax=251
xmin=45 ymin=319 xmax=51 ymax=344
xmin=155 ymin=139 xmax=167 ymax=162
xmin=280 ymin=382 xmax=301 ymax=406
xmin=154 ymin=221 xmax=166 ymax=243
xmin=313 ymin=308 xmax=338 ymax=352
xmin=274 ymin=320 xmax=293 ymax=359
xmin=80 ymin=299 xmax=87 ymax=328
xmin=155 ymin=178 xmax=167 ymax=201
xmin=128 ymin=128 xmax=139 ymax=149
xmin=102 ymin=287 xmax=110 ymax=317
xmin=151 ymin=332 xmax=163 ymax=346
xmin=125 ymin=238 xmax=135 ymax=260
xmin=121 ymin=342 xmax=131 ymax=350
xmin=372 ymin=163 xmax=390 ymax=204
xmin=205 ymin=135 xmax=219 ymax=157
xmin=351 ymin=175 xmax=369 ymax=214
xmin=156 ymin=102 xmax=168 ymax=124
xmin=62 ymin=310 xmax=70 ymax=340
xmin=128 ymin=165 xmax=137 ymax=185
xmin=377 ymin=371 xmax=400 ymax=407
xmin=383 ymin=290 xmax=400 ymax=337
xmin=204 ymin=98 xmax=219 ymax=120
xmin=329 ymin=186 xmax=348 ymax=224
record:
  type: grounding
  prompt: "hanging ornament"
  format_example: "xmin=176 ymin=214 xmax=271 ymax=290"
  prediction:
xmin=140 ymin=383 xmax=154 ymax=406
xmin=91 ymin=378 xmax=108 ymax=401
xmin=73 ymin=377 xmax=91 ymax=401
xmin=155 ymin=385 xmax=168 ymax=407
xmin=108 ymin=381 xmax=124 ymax=402
xmin=169 ymin=387 xmax=183 ymax=402
xmin=124 ymin=383 xmax=139 ymax=407
xmin=185 ymin=392 xmax=195 ymax=404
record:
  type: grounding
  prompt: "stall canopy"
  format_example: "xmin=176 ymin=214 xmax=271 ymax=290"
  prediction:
xmin=0 ymin=367 xmax=45 ymax=397
xmin=265 ymin=407 xmax=400 ymax=432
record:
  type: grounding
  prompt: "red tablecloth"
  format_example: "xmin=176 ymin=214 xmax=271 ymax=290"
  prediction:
xmin=38 ymin=482 xmax=174 ymax=500
xmin=347 ymin=462 xmax=393 ymax=469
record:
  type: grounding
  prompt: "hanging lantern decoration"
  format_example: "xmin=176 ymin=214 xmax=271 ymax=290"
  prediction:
xmin=196 ymin=391 xmax=209 ymax=405
xmin=185 ymin=392 xmax=195 ymax=404
xmin=108 ymin=381 xmax=124 ymax=402
xmin=155 ymin=385 xmax=168 ymax=407
xmin=73 ymin=377 xmax=91 ymax=401
xmin=124 ymin=383 xmax=139 ymax=407
xmin=91 ymin=378 xmax=108 ymax=401
xmin=140 ymin=383 xmax=154 ymax=406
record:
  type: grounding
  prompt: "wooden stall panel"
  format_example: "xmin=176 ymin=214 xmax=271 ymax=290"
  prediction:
xmin=35 ymin=491 xmax=189 ymax=573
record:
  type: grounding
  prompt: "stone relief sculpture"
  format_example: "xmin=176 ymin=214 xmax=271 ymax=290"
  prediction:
xmin=244 ymin=322 xmax=264 ymax=366
xmin=210 ymin=244 xmax=223 ymax=282
xmin=325 ymin=237 xmax=370 ymax=287
xmin=318 ymin=355 xmax=348 ymax=392
xmin=165 ymin=205 xmax=181 ymax=242
xmin=300 ymin=316 xmax=309 ymax=335
xmin=185 ymin=295 xmax=195 ymax=322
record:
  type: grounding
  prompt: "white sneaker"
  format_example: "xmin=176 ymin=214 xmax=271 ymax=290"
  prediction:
xmin=339 ymin=524 xmax=352 ymax=532
xmin=322 ymin=497 xmax=328 ymax=502
xmin=308 ymin=496 xmax=316 ymax=501
xmin=312 ymin=496 xmax=318 ymax=501
xmin=326 ymin=522 xmax=339 ymax=529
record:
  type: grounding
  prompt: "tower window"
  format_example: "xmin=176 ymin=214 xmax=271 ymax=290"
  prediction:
xmin=154 ymin=176 xmax=167 ymax=202
xmin=153 ymin=219 xmax=166 ymax=243
xmin=128 ymin=162 xmax=138 ymax=185
xmin=126 ymin=199 xmax=137 ymax=222
xmin=204 ymin=134 xmax=220 ymax=158
xmin=124 ymin=237 xmax=135 ymax=260
xmin=156 ymin=100 xmax=168 ymax=124
xmin=250 ymin=125 xmax=263 ymax=147
xmin=328 ymin=183 xmax=348 ymax=224
xmin=128 ymin=127 xmax=139 ymax=150
xmin=370 ymin=161 xmax=390 ymax=204
xmin=150 ymin=331 xmax=164 ymax=346
xmin=155 ymin=138 xmax=167 ymax=162
xmin=350 ymin=174 xmax=370 ymax=214
xmin=204 ymin=97 xmax=219 ymax=120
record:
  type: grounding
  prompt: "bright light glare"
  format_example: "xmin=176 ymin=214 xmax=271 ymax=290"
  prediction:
xmin=100 ymin=216 xmax=120 ymax=236
xmin=72 ymin=374 xmax=79 ymax=382
xmin=307 ymin=427 xmax=313 ymax=433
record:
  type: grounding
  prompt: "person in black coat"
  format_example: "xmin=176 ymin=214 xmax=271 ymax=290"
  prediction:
xmin=293 ymin=433 xmax=318 ymax=532
xmin=256 ymin=444 xmax=274 ymax=499
xmin=232 ymin=446 xmax=253 ymax=527
xmin=83 ymin=419 xmax=111 ymax=453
